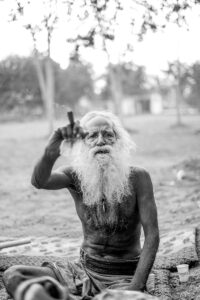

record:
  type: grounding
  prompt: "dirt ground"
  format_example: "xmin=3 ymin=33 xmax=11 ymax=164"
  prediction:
xmin=0 ymin=114 xmax=200 ymax=239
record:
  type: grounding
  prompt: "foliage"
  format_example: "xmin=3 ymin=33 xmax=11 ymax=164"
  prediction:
xmin=68 ymin=0 xmax=200 ymax=58
xmin=187 ymin=62 xmax=200 ymax=109
xmin=9 ymin=0 xmax=64 ymax=56
xmin=2 ymin=0 xmax=200 ymax=120
xmin=0 ymin=56 xmax=40 ymax=110
xmin=138 ymin=0 xmax=197 ymax=36
xmin=121 ymin=64 xmax=148 ymax=96
xmin=7 ymin=0 xmax=82 ymax=130
xmin=163 ymin=61 xmax=191 ymax=98
xmin=0 ymin=55 xmax=94 ymax=116
xmin=162 ymin=60 xmax=200 ymax=110
xmin=66 ymin=0 xmax=200 ymax=116
xmin=101 ymin=63 xmax=148 ymax=100
xmin=55 ymin=60 xmax=94 ymax=108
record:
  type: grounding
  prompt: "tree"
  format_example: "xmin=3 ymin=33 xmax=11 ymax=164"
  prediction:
xmin=56 ymin=60 xmax=94 ymax=108
xmin=101 ymin=63 xmax=148 ymax=100
xmin=67 ymin=0 xmax=139 ymax=118
xmin=6 ymin=0 xmax=200 ymax=124
xmin=121 ymin=64 xmax=148 ymax=96
xmin=187 ymin=62 xmax=200 ymax=110
xmin=67 ymin=0 xmax=200 ymax=120
xmin=163 ymin=61 xmax=191 ymax=121
xmin=0 ymin=55 xmax=40 ymax=111
xmin=144 ymin=0 xmax=200 ymax=125
xmin=131 ymin=0 xmax=200 ymax=124
xmin=8 ymin=0 xmax=58 ymax=131
xmin=8 ymin=0 xmax=81 ymax=133
xmin=0 ymin=55 xmax=94 ymax=117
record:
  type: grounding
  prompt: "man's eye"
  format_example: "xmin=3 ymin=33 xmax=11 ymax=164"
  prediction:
xmin=88 ymin=133 xmax=97 ymax=139
xmin=105 ymin=132 xmax=114 ymax=138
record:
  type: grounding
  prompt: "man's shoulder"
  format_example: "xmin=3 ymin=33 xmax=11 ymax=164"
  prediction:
xmin=129 ymin=166 xmax=152 ymax=188
xmin=130 ymin=166 xmax=150 ymax=178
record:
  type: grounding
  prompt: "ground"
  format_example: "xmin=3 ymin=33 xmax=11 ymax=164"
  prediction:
xmin=0 ymin=114 xmax=200 ymax=239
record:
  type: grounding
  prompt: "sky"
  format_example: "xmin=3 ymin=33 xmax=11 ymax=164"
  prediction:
xmin=0 ymin=1 xmax=200 ymax=76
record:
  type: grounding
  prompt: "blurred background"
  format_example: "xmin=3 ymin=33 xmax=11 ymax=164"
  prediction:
xmin=0 ymin=0 xmax=200 ymax=240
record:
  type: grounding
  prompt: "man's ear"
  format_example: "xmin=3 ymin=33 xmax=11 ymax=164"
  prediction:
xmin=113 ymin=129 xmax=119 ymax=139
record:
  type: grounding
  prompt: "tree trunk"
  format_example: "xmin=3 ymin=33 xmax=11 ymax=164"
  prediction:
xmin=33 ymin=57 xmax=47 ymax=112
xmin=33 ymin=56 xmax=55 ymax=134
xmin=108 ymin=65 xmax=123 ymax=119
xmin=175 ymin=83 xmax=182 ymax=126
xmin=45 ymin=57 xmax=54 ymax=134
xmin=176 ymin=61 xmax=182 ymax=126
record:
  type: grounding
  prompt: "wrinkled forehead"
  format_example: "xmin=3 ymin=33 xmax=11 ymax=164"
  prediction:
xmin=84 ymin=116 xmax=114 ymax=132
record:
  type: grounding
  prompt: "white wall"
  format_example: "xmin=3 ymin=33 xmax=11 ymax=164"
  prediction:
xmin=150 ymin=93 xmax=163 ymax=114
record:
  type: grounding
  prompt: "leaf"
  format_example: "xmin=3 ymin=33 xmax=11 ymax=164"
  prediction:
xmin=103 ymin=33 xmax=114 ymax=40
xmin=173 ymin=4 xmax=181 ymax=12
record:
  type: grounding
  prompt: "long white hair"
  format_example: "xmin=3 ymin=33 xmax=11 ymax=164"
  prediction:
xmin=80 ymin=111 xmax=135 ymax=153
xmin=61 ymin=111 xmax=136 ymax=206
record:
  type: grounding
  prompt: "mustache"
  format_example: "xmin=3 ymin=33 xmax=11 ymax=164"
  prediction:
xmin=89 ymin=145 xmax=113 ymax=156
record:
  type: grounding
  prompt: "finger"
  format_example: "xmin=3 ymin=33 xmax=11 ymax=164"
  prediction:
xmin=51 ymin=128 xmax=63 ymax=140
xmin=60 ymin=127 xmax=67 ymax=139
xmin=60 ymin=126 xmax=72 ymax=139
xmin=73 ymin=121 xmax=80 ymax=136
xmin=80 ymin=128 xmax=88 ymax=139
xmin=74 ymin=122 xmax=86 ymax=139
xmin=66 ymin=124 xmax=73 ymax=138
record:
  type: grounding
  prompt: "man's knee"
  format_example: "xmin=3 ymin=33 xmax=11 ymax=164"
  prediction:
xmin=3 ymin=264 xmax=57 ymax=296
xmin=3 ymin=265 xmax=27 ymax=295
xmin=3 ymin=265 xmax=23 ymax=283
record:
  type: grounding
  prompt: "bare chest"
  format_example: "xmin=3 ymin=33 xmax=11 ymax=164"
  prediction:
xmin=80 ymin=192 xmax=138 ymax=234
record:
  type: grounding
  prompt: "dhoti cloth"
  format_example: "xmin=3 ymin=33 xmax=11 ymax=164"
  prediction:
xmin=42 ymin=248 xmax=140 ymax=299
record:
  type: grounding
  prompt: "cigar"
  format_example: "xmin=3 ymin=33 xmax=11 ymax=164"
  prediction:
xmin=67 ymin=110 xmax=87 ymax=139
xmin=67 ymin=111 xmax=75 ymax=128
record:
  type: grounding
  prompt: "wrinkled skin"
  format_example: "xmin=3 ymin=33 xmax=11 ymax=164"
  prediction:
xmin=3 ymin=116 xmax=159 ymax=299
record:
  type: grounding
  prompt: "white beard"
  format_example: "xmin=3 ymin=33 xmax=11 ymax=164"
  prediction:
xmin=70 ymin=140 xmax=131 ymax=206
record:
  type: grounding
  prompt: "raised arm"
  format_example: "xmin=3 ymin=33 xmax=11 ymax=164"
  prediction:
xmin=131 ymin=168 xmax=159 ymax=291
xmin=31 ymin=122 xmax=83 ymax=190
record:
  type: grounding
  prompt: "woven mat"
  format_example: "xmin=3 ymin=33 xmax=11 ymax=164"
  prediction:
xmin=153 ymin=269 xmax=171 ymax=300
xmin=169 ymin=265 xmax=200 ymax=300
xmin=0 ymin=255 xmax=168 ymax=300
xmin=0 ymin=237 xmax=80 ymax=258
xmin=195 ymin=226 xmax=200 ymax=260
xmin=155 ymin=226 xmax=200 ymax=300
xmin=0 ymin=226 xmax=200 ymax=299
xmin=153 ymin=228 xmax=198 ymax=270
xmin=94 ymin=290 xmax=159 ymax=300
xmin=0 ymin=262 xmax=198 ymax=300
xmin=0 ymin=255 xmax=71 ymax=272
xmin=0 ymin=288 xmax=7 ymax=300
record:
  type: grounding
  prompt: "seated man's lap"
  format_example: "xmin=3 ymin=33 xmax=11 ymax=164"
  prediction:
xmin=42 ymin=260 xmax=86 ymax=295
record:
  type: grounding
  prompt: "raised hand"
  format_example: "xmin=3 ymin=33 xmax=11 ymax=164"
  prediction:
xmin=45 ymin=121 xmax=85 ymax=159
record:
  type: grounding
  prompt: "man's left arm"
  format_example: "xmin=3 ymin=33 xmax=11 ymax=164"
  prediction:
xmin=131 ymin=168 xmax=159 ymax=291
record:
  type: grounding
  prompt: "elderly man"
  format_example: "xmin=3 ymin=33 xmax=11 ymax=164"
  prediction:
xmin=3 ymin=111 xmax=159 ymax=300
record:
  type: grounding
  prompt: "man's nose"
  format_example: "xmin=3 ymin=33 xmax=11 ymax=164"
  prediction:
xmin=96 ymin=134 xmax=105 ymax=146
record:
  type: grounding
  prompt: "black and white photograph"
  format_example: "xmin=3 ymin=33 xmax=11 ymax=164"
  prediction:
xmin=0 ymin=1 xmax=200 ymax=299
